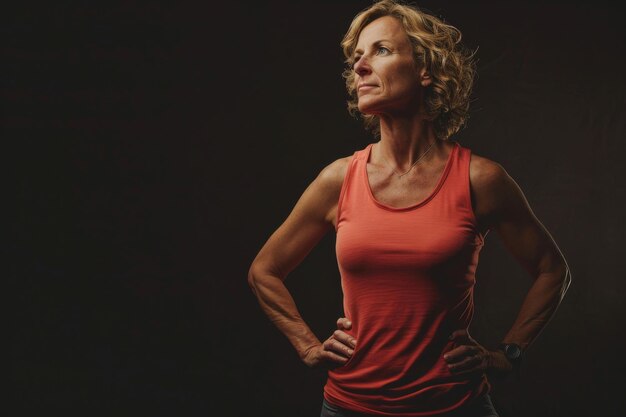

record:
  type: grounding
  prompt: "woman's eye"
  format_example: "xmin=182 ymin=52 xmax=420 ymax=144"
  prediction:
xmin=351 ymin=48 xmax=389 ymax=68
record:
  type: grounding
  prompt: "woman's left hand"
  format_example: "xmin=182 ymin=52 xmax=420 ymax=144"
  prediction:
xmin=443 ymin=329 xmax=513 ymax=376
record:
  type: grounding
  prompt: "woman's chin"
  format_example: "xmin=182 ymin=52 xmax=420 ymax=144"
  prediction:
xmin=358 ymin=97 xmax=396 ymax=115
xmin=357 ymin=102 xmax=382 ymax=115
xmin=358 ymin=100 xmax=420 ymax=118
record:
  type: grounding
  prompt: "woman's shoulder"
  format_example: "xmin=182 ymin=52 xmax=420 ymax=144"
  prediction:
xmin=468 ymin=149 xmax=527 ymax=227
xmin=468 ymin=150 xmax=512 ymax=195
xmin=305 ymin=155 xmax=355 ymax=226
xmin=316 ymin=154 xmax=354 ymax=194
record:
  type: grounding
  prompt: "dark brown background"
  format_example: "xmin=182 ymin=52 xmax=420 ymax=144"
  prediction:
xmin=8 ymin=1 xmax=625 ymax=416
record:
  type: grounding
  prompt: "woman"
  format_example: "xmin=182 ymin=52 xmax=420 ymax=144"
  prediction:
xmin=248 ymin=1 xmax=571 ymax=416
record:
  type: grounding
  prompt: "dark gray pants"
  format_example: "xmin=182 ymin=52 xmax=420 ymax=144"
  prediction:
xmin=320 ymin=394 xmax=499 ymax=417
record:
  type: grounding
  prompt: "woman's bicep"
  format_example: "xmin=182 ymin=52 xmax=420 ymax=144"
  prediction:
xmin=250 ymin=165 xmax=342 ymax=281
xmin=490 ymin=166 xmax=567 ymax=278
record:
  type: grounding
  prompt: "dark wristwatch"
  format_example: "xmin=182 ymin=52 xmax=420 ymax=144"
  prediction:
xmin=497 ymin=343 xmax=522 ymax=380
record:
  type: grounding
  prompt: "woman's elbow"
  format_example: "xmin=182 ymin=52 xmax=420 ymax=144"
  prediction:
xmin=248 ymin=262 xmax=261 ymax=289
xmin=247 ymin=260 xmax=281 ymax=290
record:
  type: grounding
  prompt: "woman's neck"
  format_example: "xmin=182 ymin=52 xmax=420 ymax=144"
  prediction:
xmin=377 ymin=114 xmax=440 ymax=169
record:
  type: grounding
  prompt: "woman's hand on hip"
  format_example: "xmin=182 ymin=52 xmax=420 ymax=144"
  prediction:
xmin=443 ymin=329 xmax=513 ymax=376
xmin=302 ymin=317 xmax=357 ymax=369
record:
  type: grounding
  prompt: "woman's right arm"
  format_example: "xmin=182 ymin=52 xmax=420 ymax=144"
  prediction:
xmin=247 ymin=156 xmax=357 ymax=368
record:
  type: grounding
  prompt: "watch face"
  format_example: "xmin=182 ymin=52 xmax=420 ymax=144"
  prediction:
xmin=505 ymin=344 xmax=521 ymax=359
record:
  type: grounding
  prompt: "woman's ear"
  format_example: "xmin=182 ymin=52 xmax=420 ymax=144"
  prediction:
xmin=420 ymin=69 xmax=432 ymax=87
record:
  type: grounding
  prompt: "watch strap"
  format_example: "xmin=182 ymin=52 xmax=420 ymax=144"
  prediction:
xmin=496 ymin=343 xmax=522 ymax=381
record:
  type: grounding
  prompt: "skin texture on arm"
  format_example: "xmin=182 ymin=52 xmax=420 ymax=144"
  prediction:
xmin=444 ymin=154 xmax=572 ymax=377
xmin=248 ymin=156 xmax=357 ymax=368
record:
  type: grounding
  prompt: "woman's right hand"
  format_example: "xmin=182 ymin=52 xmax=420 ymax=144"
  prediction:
xmin=302 ymin=318 xmax=357 ymax=369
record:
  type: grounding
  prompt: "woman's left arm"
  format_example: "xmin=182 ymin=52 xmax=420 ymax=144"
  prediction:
xmin=445 ymin=158 xmax=572 ymax=377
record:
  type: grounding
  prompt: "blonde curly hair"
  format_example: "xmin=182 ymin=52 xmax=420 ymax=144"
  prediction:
xmin=341 ymin=0 xmax=478 ymax=140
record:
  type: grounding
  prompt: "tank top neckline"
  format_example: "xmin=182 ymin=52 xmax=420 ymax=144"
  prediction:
xmin=363 ymin=140 xmax=459 ymax=212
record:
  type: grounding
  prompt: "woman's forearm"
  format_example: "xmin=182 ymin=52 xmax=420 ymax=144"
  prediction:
xmin=248 ymin=270 xmax=321 ymax=360
xmin=501 ymin=264 xmax=572 ymax=351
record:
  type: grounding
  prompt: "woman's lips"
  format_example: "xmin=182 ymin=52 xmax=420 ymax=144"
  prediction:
xmin=358 ymin=84 xmax=377 ymax=92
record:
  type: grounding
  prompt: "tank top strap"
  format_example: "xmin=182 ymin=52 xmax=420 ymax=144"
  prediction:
xmin=444 ymin=141 xmax=470 ymax=199
xmin=444 ymin=141 xmax=484 ymax=243
xmin=335 ymin=144 xmax=375 ymax=232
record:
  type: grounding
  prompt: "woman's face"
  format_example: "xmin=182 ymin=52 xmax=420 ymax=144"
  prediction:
xmin=352 ymin=16 xmax=431 ymax=116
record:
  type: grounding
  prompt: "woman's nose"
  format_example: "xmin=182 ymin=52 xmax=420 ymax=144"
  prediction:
xmin=353 ymin=57 xmax=371 ymax=77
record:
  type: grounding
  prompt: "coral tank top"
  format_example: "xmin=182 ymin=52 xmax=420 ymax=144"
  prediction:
xmin=323 ymin=141 xmax=491 ymax=416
